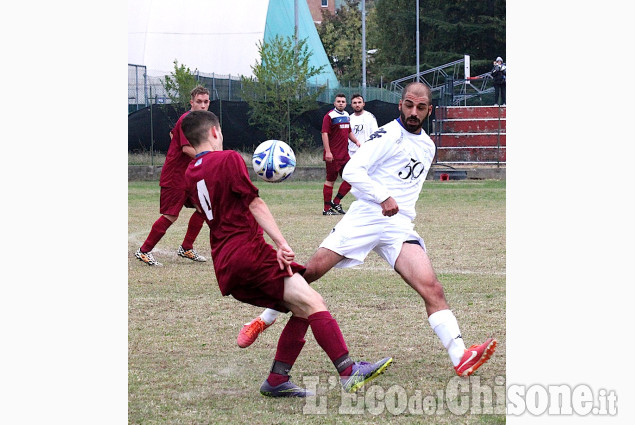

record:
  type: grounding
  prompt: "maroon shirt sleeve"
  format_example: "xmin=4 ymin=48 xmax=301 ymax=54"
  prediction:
xmin=321 ymin=112 xmax=332 ymax=134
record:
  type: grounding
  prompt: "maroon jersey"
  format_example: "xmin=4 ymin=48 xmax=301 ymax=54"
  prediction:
xmin=185 ymin=150 xmax=290 ymax=298
xmin=321 ymin=109 xmax=351 ymax=161
xmin=159 ymin=111 xmax=192 ymax=189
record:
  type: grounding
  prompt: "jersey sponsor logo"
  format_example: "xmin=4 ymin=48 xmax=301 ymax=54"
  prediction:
xmin=339 ymin=124 xmax=350 ymax=129
xmin=366 ymin=128 xmax=387 ymax=141
xmin=398 ymin=157 xmax=426 ymax=181
xmin=331 ymin=115 xmax=350 ymax=125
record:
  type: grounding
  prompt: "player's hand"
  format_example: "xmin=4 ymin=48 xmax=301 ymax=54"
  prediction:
xmin=276 ymin=243 xmax=295 ymax=276
xmin=325 ymin=152 xmax=334 ymax=162
xmin=380 ymin=197 xmax=399 ymax=217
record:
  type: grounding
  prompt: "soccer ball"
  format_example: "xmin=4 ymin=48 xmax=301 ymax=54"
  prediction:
xmin=252 ymin=140 xmax=296 ymax=183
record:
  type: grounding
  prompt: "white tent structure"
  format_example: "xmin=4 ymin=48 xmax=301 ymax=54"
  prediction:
xmin=128 ymin=0 xmax=339 ymax=87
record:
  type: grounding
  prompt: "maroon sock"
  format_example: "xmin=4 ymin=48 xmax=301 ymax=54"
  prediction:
xmin=140 ymin=215 xmax=172 ymax=253
xmin=308 ymin=311 xmax=353 ymax=376
xmin=333 ymin=181 xmax=352 ymax=205
xmin=181 ymin=211 xmax=205 ymax=251
xmin=267 ymin=316 xmax=309 ymax=386
xmin=323 ymin=184 xmax=334 ymax=210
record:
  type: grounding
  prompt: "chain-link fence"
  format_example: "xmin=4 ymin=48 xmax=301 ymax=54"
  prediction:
xmin=128 ymin=64 xmax=402 ymax=112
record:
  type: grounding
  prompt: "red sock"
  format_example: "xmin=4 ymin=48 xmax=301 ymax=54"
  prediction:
xmin=140 ymin=215 xmax=172 ymax=253
xmin=308 ymin=311 xmax=353 ymax=376
xmin=323 ymin=184 xmax=334 ymax=210
xmin=267 ymin=316 xmax=309 ymax=386
xmin=181 ymin=211 xmax=205 ymax=251
xmin=333 ymin=181 xmax=351 ymax=205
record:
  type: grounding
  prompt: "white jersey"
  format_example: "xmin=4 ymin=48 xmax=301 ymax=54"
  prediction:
xmin=348 ymin=110 xmax=378 ymax=156
xmin=342 ymin=118 xmax=436 ymax=221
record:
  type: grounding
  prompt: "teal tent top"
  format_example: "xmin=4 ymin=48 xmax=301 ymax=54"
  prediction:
xmin=265 ymin=0 xmax=340 ymax=88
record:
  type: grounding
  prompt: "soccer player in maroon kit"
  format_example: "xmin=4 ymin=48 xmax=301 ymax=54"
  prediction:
xmin=181 ymin=110 xmax=392 ymax=397
xmin=321 ymin=93 xmax=360 ymax=215
xmin=135 ymin=86 xmax=211 ymax=266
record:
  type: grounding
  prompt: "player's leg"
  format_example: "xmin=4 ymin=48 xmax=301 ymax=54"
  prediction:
xmin=238 ymin=247 xmax=344 ymax=348
xmin=177 ymin=210 xmax=207 ymax=262
xmin=330 ymin=163 xmax=350 ymax=214
xmin=394 ymin=242 xmax=496 ymax=376
xmin=136 ymin=186 xmax=182 ymax=266
xmin=276 ymin=273 xmax=392 ymax=394
xmin=136 ymin=213 xmax=178 ymax=266
xmin=322 ymin=162 xmax=340 ymax=215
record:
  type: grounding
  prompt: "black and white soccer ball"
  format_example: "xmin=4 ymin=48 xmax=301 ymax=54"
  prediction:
xmin=252 ymin=140 xmax=296 ymax=183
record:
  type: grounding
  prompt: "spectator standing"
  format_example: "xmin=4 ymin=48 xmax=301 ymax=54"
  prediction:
xmin=491 ymin=57 xmax=506 ymax=106
xmin=348 ymin=93 xmax=379 ymax=157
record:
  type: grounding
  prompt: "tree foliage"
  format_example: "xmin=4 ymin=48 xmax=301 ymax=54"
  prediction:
xmin=241 ymin=35 xmax=326 ymax=147
xmin=317 ymin=0 xmax=363 ymax=85
xmin=319 ymin=0 xmax=506 ymax=85
xmin=161 ymin=60 xmax=200 ymax=112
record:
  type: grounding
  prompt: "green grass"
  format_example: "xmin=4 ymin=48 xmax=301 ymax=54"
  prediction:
xmin=130 ymin=148 xmax=326 ymax=168
xmin=129 ymin=179 xmax=506 ymax=424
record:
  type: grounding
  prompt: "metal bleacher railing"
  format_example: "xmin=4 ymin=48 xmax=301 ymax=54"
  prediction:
xmin=129 ymin=58 xmax=494 ymax=112
xmin=389 ymin=57 xmax=495 ymax=106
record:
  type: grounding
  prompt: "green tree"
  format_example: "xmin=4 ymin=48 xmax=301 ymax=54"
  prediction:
xmin=366 ymin=0 xmax=505 ymax=82
xmin=162 ymin=60 xmax=200 ymax=112
xmin=241 ymin=35 xmax=326 ymax=148
xmin=318 ymin=0 xmax=363 ymax=85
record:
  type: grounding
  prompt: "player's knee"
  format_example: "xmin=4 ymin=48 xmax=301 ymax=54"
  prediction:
xmin=163 ymin=214 xmax=178 ymax=223
xmin=307 ymin=291 xmax=327 ymax=311
xmin=426 ymin=279 xmax=446 ymax=301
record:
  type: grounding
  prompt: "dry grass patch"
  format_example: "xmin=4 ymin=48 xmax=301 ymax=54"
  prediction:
xmin=129 ymin=179 xmax=506 ymax=424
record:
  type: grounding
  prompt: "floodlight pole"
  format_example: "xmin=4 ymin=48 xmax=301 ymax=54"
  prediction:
xmin=362 ymin=0 xmax=367 ymax=99
xmin=416 ymin=0 xmax=420 ymax=82
xmin=149 ymin=86 xmax=154 ymax=166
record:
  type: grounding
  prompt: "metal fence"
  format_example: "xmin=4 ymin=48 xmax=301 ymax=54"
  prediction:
xmin=128 ymin=64 xmax=401 ymax=112
xmin=129 ymin=63 xmax=495 ymax=113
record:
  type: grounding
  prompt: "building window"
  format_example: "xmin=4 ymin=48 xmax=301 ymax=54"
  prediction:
xmin=321 ymin=0 xmax=328 ymax=7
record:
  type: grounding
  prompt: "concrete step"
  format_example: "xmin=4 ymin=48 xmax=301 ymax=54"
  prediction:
xmin=437 ymin=105 xmax=506 ymax=119
xmin=434 ymin=133 xmax=506 ymax=147
xmin=434 ymin=118 xmax=505 ymax=133
xmin=436 ymin=146 xmax=506 ymax=163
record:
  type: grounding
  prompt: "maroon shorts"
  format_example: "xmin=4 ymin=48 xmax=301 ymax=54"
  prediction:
xmin=159 ymin=186 xmax=194 ymax=217
xmin=221 ymin=244 xmax=307 ymax=313
xmin=325 ymin=158 xmax=349 ymax=182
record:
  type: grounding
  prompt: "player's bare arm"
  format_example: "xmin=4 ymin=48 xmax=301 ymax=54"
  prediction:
xmin=248 ymin=196 xmax=294 ymax=275
xmin=322 ymin=132 xmax=333 ymax=162
xmin=348 ymin=132 xmax=361 ymax=147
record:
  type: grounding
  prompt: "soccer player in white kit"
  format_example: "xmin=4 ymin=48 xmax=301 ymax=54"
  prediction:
xmin=348 ymin=93 xmax=378 ymax=158
xmin=239 ymin=82 xmax=497 ymax=377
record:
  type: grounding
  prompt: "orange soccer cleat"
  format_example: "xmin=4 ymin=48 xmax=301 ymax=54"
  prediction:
xmin=454 ymin=338 xmax=497 ymax=377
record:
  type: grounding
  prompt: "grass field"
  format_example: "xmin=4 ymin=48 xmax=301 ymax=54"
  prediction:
xmin=128 ymin=179 xmax=506 ymax=424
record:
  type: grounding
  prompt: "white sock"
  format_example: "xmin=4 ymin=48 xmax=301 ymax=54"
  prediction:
xmin=259 ymin=308 xmax=281 ymax=325
xmin=428 ymin=309 xmax=466 ymax=366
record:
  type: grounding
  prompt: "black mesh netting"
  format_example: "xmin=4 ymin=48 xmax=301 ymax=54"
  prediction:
xmin=128 ymin=100 xmax=435 ymax=153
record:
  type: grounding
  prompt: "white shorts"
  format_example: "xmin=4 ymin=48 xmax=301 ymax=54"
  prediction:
xmin=319 ymin=200 xmax=426 ymax=269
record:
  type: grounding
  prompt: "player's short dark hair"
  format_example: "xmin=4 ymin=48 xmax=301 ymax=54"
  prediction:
xmin=181 ymin=110 xmax=220 ymax=147
xmin=351 ymin=93 xmax=364 ymax=102
xmin=190 ymin=85 xmax=210 ymax=99
xmin=335 ymin=93 xmax=347 ymax=100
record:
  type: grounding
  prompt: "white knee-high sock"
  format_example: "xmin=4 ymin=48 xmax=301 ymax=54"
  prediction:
xmin=260 ymin=308 xmax=281 ymax=325
xmin=428 ymin=309 xmax=466 ymax=366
